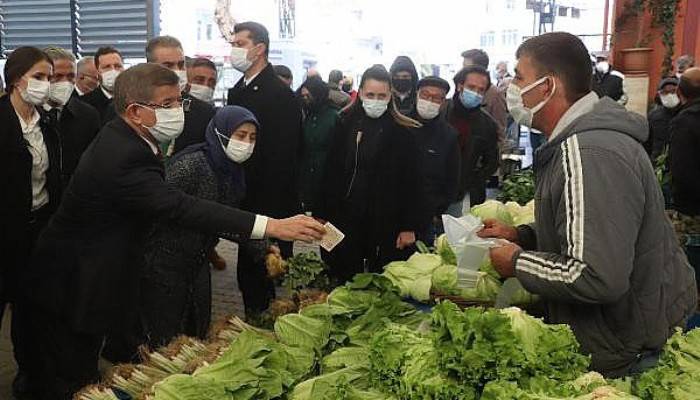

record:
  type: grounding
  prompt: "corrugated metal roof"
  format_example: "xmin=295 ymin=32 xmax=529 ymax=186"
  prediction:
xmin=0 ymin=0 xmax=158 ymax=58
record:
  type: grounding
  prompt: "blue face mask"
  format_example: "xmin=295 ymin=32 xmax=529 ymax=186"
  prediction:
xmin=460 ymin=89 xmax=483 ymax=109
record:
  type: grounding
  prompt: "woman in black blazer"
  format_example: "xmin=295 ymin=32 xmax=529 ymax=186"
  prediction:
xmin=0 ymin=46 xmax=61 ymax=397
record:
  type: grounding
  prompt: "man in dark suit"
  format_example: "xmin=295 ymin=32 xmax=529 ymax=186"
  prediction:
xmin=227 ymin=21 xmax=304 ymax=315
xmin=42 ymin=47 xmax=101 ymax=189
xmin=145 ymin=35 xmax=217 ymax=156
xmin=23 ymin=63 xmax=324 ymax=399
xmin=80 ymin=46 xmax=124 ymax=126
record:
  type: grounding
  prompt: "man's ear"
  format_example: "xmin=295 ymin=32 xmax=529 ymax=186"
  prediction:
xmin=125 ymin=103 xmax=148 ymax=127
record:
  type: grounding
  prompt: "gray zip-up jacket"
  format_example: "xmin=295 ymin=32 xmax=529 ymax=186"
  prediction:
xmin=515 ymin=97 xmax=697 ymax=377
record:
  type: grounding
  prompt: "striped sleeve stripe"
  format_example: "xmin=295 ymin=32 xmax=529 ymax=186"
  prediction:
xmin=515 ymin=135 xmax=587 ymax=283
xmin=517 ymin=253 xmax=587 ymax=284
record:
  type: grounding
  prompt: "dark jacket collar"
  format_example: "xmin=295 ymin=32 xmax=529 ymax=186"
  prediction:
xmin=678 ymin=98 xmax=700 ymax=115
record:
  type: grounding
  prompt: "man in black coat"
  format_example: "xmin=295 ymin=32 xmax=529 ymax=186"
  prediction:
xmin=227 ymin=21 xmax=304 ymax=315
xmin=390 ymin=56 xmax=419 ymax=116
xmin=410 ymin=76 xmax=460 ymax=243
xmin=42 ymin=47 xmax=101 ymax=189
xmin=80 ymin=46 xmax=124 ymax=126
xmin=647 ymin=77 xmax=680 ymax=160
xmin=145 ymin=36 xmax=217 ymax=155
xmin=670 ymin=68 xmax=700 ymax=219
xmin=446 ymin=66 xmax=499 ymax=210
xmin=591 ymin=51 xmax=627 ymax=104
xmin=22 ymin=63 xmax=324 ymax=399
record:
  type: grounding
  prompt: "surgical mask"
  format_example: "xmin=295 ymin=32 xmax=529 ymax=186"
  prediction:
xmin=416 ymin=98 xmax=441 ymax=120
xmin=676 ymin=72 xmax=682 ymax=79
xmin=189 ymin=84 xmax=215 ymax=103
xmin=230 ymin=47 xmax=253 ymax=73
xmin=595 ymin=61 xmax=610 ymax=74
xmin=362 ymin=98 xmax=389 ymax=119
xmin=139 ymin=105 xmax=185 ymax=143
xmin=175 ymin=70 xmax=188 ymax=93
xmin=506 ymin=76 xmax=556 ymax=128
xmin=20 ymin=78 xmax=50 ymax=106
xmin=101 ymin=69 xmax=121 ymax=91
xmin=459 ymin=89 xmax=483 ymax=109
xmin=216 ymin=128 xmax=255 ymax=163
xmin=660 ymin=93 xmax=680 ymax=109
xmin=49 ymin=81 xmax=75 ymax=106
xmin=392 ymin=78 xmax=413 ymax=93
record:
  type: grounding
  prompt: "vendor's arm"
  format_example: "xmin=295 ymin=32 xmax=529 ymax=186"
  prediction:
xmin=512 ymin=144 xmax=642 ymax=304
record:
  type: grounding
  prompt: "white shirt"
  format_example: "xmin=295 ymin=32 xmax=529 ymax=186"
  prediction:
xmin=244 ymin=70 xmax=262 ymax=87
xmin=101 ymin=85 xmax=113 ymax=99
xmin=16 ymin=109 xmax=50 ymax=210
xmin=75 ymin=86 xmax=85 ymax=97
xmin=550 ymin=91 xmax=599 ymax=141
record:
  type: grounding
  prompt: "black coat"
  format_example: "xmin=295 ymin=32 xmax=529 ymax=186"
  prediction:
xmin=446 ymin=99 xmax=499 ymax=202
xmin=592 ymin=72 xmax=624 ymax=102
xmin=227 ymin=63 xmax=303 ymax=217
xmin=41 ymin=94 xmax=101 ymax=188
xmin=670 ymin=99 xmax=700 ymax=216
xmin=172 ymin=95 xmax=216 ymax=154
xmin=647 ymin=104 xmax=678 ymax=160
xmin=410 ymin=113 xmax=461 ymax=218
xmin=80 ymin=87 xmax=117 ymax=127
xmin=0 ymin=94 xmax=62 ymax=299
xmin=318 ymin=109 xmax=426 ymax=281
xmin=26 ymin=117 xmax=257 ymax=333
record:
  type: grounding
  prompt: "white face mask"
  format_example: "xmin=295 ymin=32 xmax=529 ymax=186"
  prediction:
xmin=217 ymin=128 xmax=254 ymax=163
xmin=506 ymin=76 xmax=556 ymax=128
xmin=49 ymin=81 xmax=75 ymax=106
xmin=20 ymin=78 xmax=51 ymax=106
xmin=175 ymin=70 xmax=188 ymax=93
xmin=101 ymin=69 xmax=121 ymax=91
xmin=416 ymin=98 xmax=441 ymax=120
xmin=660 ymin=93 xmax=680 ymax=109
xmin=595 ymin=61 xmax=610 ymax=74
xmin=189 ymin=84 xmax=215 ymax=103
xmin=139 ymin=105 xmax=185 ymax=143
xmin=362 ymin=98 xmax=390 ymax=119
xmin=230 ymin=47 xmax=254 ymax=73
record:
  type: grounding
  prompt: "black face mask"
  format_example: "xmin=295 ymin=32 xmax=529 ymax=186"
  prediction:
xmin=342 ymin=83 xmax=353 ymax=93
xmin=392 ymin=77 xmax=413 ymax=93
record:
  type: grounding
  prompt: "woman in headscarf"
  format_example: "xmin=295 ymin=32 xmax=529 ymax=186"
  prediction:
xmin=138 ymin=105 xmax=266 ymax=348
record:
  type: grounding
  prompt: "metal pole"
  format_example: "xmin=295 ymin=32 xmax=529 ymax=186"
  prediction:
xmin=602 ymin=0 xmax=610 ymax=50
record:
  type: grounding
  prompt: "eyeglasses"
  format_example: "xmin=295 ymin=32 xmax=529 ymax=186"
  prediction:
xmin=418 ymin=92 xmax=445 ymax=104
xmin=136 ymin=98 xmax=190 ymax=110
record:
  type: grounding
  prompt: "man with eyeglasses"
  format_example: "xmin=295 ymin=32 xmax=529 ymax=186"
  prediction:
xmin=409 ymin=76 xmax=460 ymax=244
xmin=21 ymin=63 xmax=325 ymax=399
xmin=75 ymin=56 xmax=99 ymax=96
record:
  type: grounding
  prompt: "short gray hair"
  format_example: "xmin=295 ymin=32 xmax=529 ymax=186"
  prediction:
xmin=677 ymin=55 xmax=695 ymax=70
xmin=113 ymin=63 xmax=179 ymax=114
xmin=43 ymin=47 xmax=76 ymax=63
xmin=145 ymin=36 xmax=183 ymax=63
xmin=77 ymin=56 xmax=95 ymax=73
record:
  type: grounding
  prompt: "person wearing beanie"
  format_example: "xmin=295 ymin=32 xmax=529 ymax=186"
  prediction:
xmin=297 ymin=76 xmax=338 ymax=214
xmin=390 ymin=55 xmax=419 ymax=116
xmin=647 ymin=77 xmax=680 ymax=160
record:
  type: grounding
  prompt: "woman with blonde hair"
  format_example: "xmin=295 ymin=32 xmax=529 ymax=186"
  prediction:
xmin=318 ymin=64 xmax=428 ymax=283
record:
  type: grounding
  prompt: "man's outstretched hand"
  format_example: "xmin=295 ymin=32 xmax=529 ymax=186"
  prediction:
xmin=265 ymin=215 xmax=326 ymax=242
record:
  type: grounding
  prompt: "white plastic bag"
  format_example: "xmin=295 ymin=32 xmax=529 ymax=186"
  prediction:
xmin=442 ymin=214 xmax=499 ymax=272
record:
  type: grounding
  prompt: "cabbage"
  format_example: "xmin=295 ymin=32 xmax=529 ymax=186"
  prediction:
xmin=431 ymin=264 xmax=501 ymax=302
xmin=274 ymin=313 xmax=331 ymax=352
xmin=152 ymin=374 xmax=232 ymax=400
xmin=431 ymin=264 xmax=459 ymax=295
xmin=435 ymin=234 xmax=457 ymax=266
xmin=471 ymin=200 xmax=514 ymax=226
xmin=382 ymin=254 xmax=443 ymax=301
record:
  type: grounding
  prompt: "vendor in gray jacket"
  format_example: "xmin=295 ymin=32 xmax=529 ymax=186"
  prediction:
xmin=479 ymin=32 xmax=697 ymax=377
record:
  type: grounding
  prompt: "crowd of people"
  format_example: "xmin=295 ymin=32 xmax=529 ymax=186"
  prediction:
xmin=0 ymin=19 xmax=698 ymax=400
